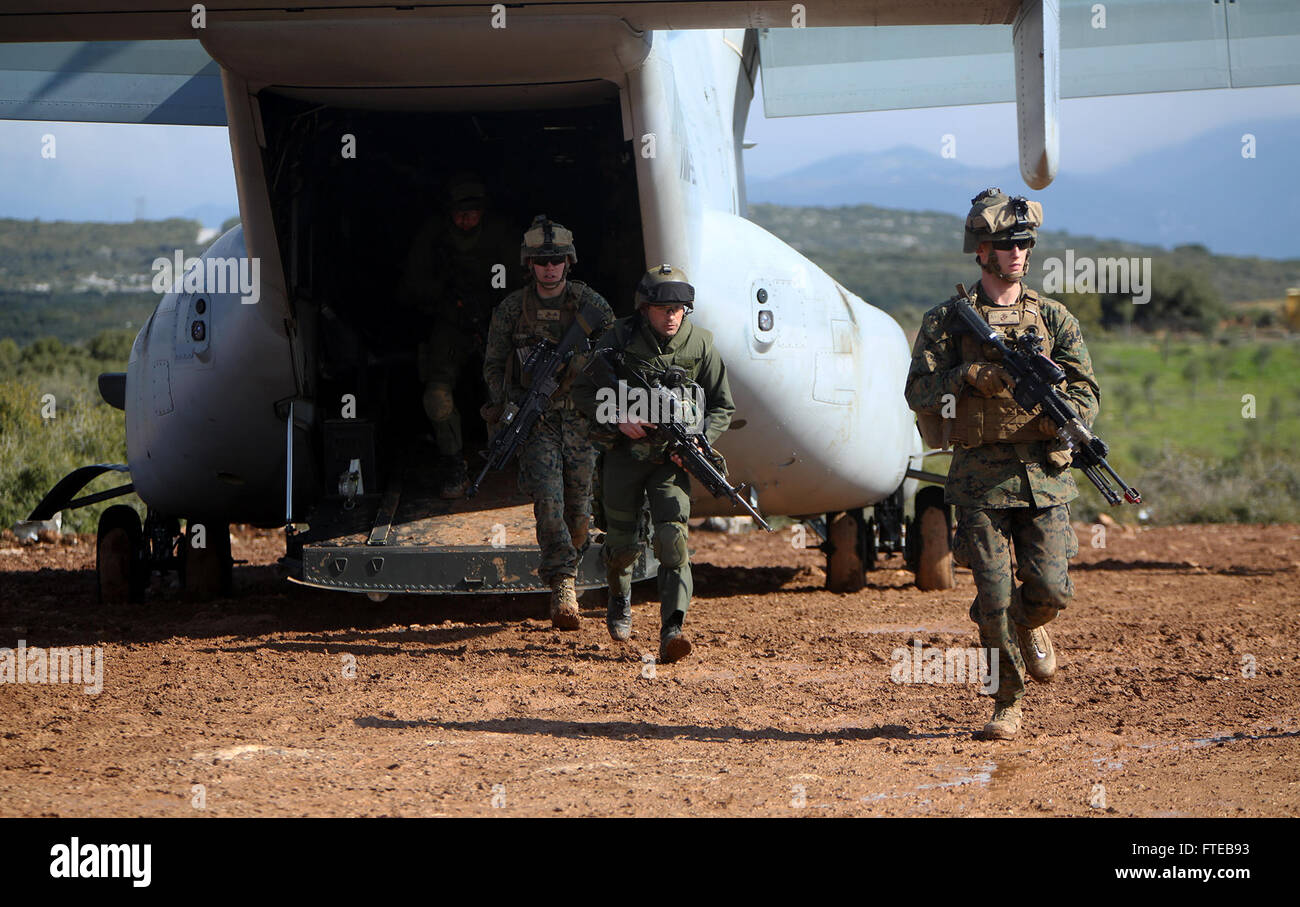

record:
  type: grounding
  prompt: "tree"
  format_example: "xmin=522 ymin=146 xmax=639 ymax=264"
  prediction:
xmin=86 ymin=329 xmax=136 ymax=363
xmin=1136 ymin=264 xmax=1223 ymax=334
xmin=1058 ymin=292 xmax=1101 ymax=335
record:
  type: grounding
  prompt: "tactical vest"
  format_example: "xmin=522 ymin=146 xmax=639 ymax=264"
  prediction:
xmin=948 ymin=288 xmax=1058 ymax=448
xmin=507 ymin=279 xmax=590 ymax=395
xmin=444 ymin=219 xmax=512 ymax=316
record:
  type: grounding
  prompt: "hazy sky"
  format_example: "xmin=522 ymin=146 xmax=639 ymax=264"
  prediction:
xmin=742 ymin=75 xmax=1300 ymax=179
xmin=2 ymin=73 xmax=1299 ymax=223
xmin=0 ymin=119 xmax=238 ymax=224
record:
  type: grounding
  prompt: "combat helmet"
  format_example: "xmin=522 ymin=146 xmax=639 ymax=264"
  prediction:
xmin=963 ymin=187 xmax=1042 ymax=253
xmin=520 ymin=214 xmax=577 ymax=267
xmin=447 ymin=172 xmax=487 ymax=212
xmin=635 ymin=263 xmax=695 ymax=311
xmin=964 ymin=187 xmax=1042 ymax=281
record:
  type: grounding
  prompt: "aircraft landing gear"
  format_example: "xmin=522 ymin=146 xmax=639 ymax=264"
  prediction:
xmin=96 ymin=505 xmax=147 ymax=605
xmin=180 ymin=519 xmax=233 ymax=601
xmin=97 ymin=507 xmax=188 ymax=604
xmin=907 ymin=486 xmax=955 ymax=590
xmin=822 ymin=509 xmax=872 ymax=593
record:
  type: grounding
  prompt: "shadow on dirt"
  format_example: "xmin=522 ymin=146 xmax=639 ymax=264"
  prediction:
xmin=353 ymin=714 xmax=962 ymax=743
xmin=687 ymin=562 xmax=808 ymax=598
xmin=0 ymin=562 xmax=566 ymax=647
xmin=1072 ymin=558 xmax=1286 ymax=576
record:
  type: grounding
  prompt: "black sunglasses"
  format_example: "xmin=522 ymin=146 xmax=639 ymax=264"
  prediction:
xmin=992 ymin=239 xmax=1035 ymax=251
xmin=531 ymin=255 xmax=568 ymax=266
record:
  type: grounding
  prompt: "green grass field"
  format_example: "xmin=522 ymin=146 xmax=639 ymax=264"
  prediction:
xmin=2 ymin=332 xmax=1297 ymax=537
xmin=924 ymin=333 xmax=1300 ymax=524
xmin=1079 ymin=334 xmax=1300 ymax=523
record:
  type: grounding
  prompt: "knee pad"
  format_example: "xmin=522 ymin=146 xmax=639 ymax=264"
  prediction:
xmin=1013 ymin=585 xmax=1065 ymax=628
xmin=423 ymin=383 xmax=455 ymax=422
xmin=653 ymin=521 xmax=688 ymax=569
xmin=602 ymin=542 xmax=641 ymax=573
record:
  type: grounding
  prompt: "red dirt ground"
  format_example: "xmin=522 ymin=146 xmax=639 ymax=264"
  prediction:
xmin=1 ymin=522 xmax=1297 ymax=817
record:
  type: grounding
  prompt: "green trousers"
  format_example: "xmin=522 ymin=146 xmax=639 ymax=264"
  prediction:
xmin=600 ymin=445 xmax=692 ymax=630
xmin=419 ymin=324 xmax=478 ymax=457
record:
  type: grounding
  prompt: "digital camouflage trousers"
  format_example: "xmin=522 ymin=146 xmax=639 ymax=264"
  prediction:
xmin=953 ymin=503 xmax=1079 ymax=704
xmin=517 ymin=407 xmax=596 ymax=583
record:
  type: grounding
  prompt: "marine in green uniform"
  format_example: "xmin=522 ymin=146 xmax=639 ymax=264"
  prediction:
xmin=905 ymin=188 xmax=1100 ymax=740
xmin=401 ymin=173 xmax=516 ymax=497
xmin=572 ymin=265 xmax=735 ymax=663
xmin=482 ymin=216 xmax=614 ymax=629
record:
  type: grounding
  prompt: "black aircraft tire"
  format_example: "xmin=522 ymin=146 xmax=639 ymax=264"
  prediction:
xmin=825 ymin=511 xmax=866 ymax=593
xmin=913 ymin=487 xmax=955 ymax=591
xmin=97 ymin=505 xmax=144 ymax=605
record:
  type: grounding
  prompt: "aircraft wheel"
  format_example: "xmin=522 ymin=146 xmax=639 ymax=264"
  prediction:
xmin=825 ymin=511 xmax=866 ymax=593
xmin=97 ymin=505 xmax=146 ymax=605
xmin=912 ymin=487 xmax=955 ymax=591
xmin=181 ymin=519 xmax=233 ymax=601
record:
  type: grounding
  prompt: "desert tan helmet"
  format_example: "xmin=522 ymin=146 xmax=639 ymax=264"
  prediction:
xmin=963 ymin=187 xmax=1043 ymax=253
xmin=635 ymin=263 xmax=695 ymax=311
xmin=519 ymin=214 xmax=577 ymax=267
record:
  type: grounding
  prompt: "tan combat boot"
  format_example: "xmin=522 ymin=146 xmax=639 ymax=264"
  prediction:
xmin=1016 ymin=623 xmax=1057 ymax=682
xmin=549 ymin=576 xmax=580 ymax=630
xmin=982 ymin=702 xmax=1023 ymax=740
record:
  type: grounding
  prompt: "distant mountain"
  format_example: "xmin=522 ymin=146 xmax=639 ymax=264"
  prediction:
xmin=747 ymin=119 xmax=1300 ymax=260
xmin=746 ymin=203 xmax=1300 ymax=315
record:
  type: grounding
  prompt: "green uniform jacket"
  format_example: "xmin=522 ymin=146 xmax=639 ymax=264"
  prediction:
xmin=571 ymin=313 xmax=735 ymax=461
xmin=483 ymin=279 xmax=615 ymax=407
xmin=905 ymin=281 xmax=1100 ymax=509
xmin=400 ymin=214 xmax=517 ymax=334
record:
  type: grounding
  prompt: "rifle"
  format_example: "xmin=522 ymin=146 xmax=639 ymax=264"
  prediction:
xmin=953 ymin=284 xmax=1141 ymax=506
xmin=590 ymin=351 xmax=774 ymax=531
xmin=466 ymin=299 xmax=608 ymax=498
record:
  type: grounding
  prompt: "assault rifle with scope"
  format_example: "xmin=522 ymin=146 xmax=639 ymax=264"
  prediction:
xmin=954 ymin=284 xmax=1141 ymax=506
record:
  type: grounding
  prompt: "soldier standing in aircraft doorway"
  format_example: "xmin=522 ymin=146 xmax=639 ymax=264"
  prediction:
xmin=905 ymin=188 xmax=1100 ymax=740
xmin=401 ymin=172 xmax=516 ymax=498
xmin=482 ymin=217 xmax=615 ymax=629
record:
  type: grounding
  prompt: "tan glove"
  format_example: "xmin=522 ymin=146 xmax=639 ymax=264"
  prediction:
xmin=1047 ymin=446 xmax=1073 ymax=469
xmin=1036 ymin=413 xmax=1061 ymax=439
xmin=964 ymin=363 xmax=1015 ymax=397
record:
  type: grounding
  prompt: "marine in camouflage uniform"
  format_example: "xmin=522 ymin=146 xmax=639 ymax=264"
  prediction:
xmin=401 ymin=173 xmax=516 ymax=497
xmin=571 ymin=264 xmax=735 ymax=663
xmin=482 ymin=216 xmax=614 ymax=629
xmin=905 ymin=188 xmax=1099 ymax=740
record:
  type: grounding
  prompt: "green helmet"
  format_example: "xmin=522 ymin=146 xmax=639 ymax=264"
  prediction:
xmin=447 ymin=172 xmax=487 ymax=212
xmin=963 ymin=188 xmax=1043 ymax=254
xmin=635 ymin=263 xmax=695 ymax=311
xmin=520 ymin=215 xmax=577 ymax=266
